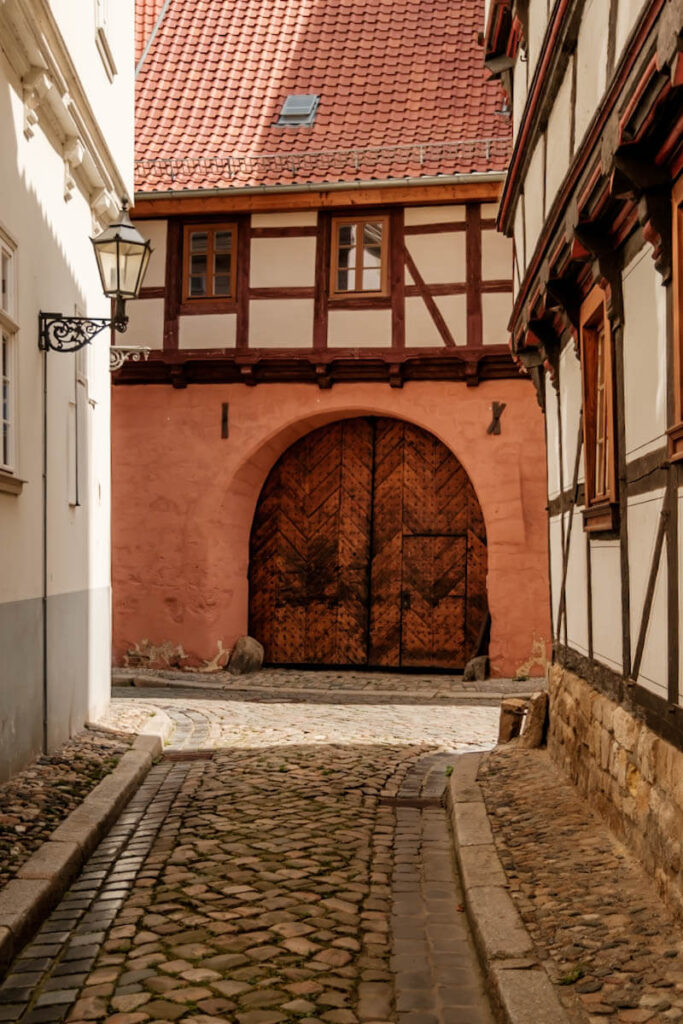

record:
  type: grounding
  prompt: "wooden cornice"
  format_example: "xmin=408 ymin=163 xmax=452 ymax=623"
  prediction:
xmin=112 ymin=346 xmax=520 ymax=389
xmin=500 ymin=0 xmax=667 ymax=234
xmin=132 ymin=181 xmax=503 ymax=219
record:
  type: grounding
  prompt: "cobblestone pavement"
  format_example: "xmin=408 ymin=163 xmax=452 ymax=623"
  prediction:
xmin=479 ymin=745 xmax=683 ymax=1024
xmin=2 ymin=683 xmax=499 ymax=1023
xmin=0 ymin=729 xmax=132 ymax=889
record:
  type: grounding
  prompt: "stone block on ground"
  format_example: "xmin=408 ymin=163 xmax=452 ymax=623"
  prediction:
xmin=498 ymin=698 xmax=528 ymax=743
xmin=228 ymin=636 xmax=264 ymax=676
xmin=463 ymin=655 xmax=489 ymax=682
xmin=520 ymin=691 xmax=549 ymax=749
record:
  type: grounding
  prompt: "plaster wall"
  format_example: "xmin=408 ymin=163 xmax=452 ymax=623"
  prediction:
xmin=590 ymin=540 xmax=623 ymax=672
xmin=622 ymin=248 xmax=668 ymax=460
xmin=545 ymin=60 xmax=573 ymax=212
xmin=565 ymin=508 xmax=590 ymax=656
xmin=50 ymin=0 xmax=134 ymax=185
xmin=549 ymin=515 xmax=563 ymax=627
xmin=250 ymin=300 xmax=314 ymax=347
xmin=136 ymin=220 xmax=167 ymax=289
xmin=527 ymin=0 xmax=550 ymax=86
xmin=628 ymin=489 xmax=668 ymax=700
xmin=482 ymin=292 xmax=512 ymax=346
xmin=179 ymin=313 xmax=237 ymax=349
xmin=559 ymin=344 xmax=585 ymax=486
xmin=250 ymin=237 xmax=316 ymax=288
xmin=0 ymin=1 xmax=130 ymax=776
xmin=482 ymin=230 xmax=512 ymax=281
xmin=574 ymin=0 xmax=609 ymax=149
xmin=405 ymin=295 xmax=468 ymax=347
xmin=615 ymin=0 xmax=650 ymax=64
xmin=251 ymin=212 xmax=318 ymax=227
xmin=405 ymin=233 xmax=467 ymax=285
xmin=328 ymin=309 xmax=392 ymax=348
xmin=111 ymin=379 xmax=550 ymax=678
xmin=545 ymin=383 xmax=561 ymax=500
xmin=125 ymin=298 xmax=164 ymax=349
xmin=524 ymin=137 xmax=546 ymax=259
xmin=404 ymin=205 xmax=466 ymax=225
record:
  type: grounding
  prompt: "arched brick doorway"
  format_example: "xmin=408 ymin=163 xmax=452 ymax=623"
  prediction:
xmin=249 ymin=416 xmax=488 ymax=670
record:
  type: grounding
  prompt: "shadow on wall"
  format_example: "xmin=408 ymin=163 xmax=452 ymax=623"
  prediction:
xmin=0 ymin=74 xmax=104 ymax=779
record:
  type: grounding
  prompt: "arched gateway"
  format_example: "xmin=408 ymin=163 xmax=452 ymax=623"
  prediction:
xmin=249 ymin=417 xmax=488 ymax=670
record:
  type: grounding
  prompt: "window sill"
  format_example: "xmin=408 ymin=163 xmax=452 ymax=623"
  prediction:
xmin=328 ymin=295 xmax=391 ymax=310
xmin=582 ymin=500 xmax=619 ymax=533
xmin=0 ymin=470 xmax=25 ymax=495
xmin=667 ymin=422 xmax=683 ymax=462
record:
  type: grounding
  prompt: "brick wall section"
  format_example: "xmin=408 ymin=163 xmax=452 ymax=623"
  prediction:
xmin=548 ymin=666 xmax=683 ymax=922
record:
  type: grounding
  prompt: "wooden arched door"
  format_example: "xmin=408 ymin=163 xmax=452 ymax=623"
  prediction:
xmin=249 ymin=417 xmax=487 ymax=670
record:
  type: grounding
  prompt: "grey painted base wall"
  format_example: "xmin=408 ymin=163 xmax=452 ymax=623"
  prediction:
xmin=0 ymin=587 xmax=111 ymax=782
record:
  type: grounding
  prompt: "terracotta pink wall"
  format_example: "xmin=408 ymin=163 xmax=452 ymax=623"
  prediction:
xmin=112 ymin=380 xmax=550 ymax=677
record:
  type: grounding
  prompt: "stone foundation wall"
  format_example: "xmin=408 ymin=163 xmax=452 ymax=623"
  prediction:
xmin=548 ymin=665 xmax=683 ymax=921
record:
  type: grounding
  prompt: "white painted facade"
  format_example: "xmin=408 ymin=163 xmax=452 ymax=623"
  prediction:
xmin=492 ymin=0 xmax=679 ymax=710
xmin=0 ymin=0 xmax=134 ymax=778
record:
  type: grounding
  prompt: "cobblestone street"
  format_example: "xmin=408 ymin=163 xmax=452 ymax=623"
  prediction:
xmin=0 ymin=680 xmax=500 ymax=1024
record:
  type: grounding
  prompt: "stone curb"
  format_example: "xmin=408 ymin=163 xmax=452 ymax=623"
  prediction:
xmin=0 ymin=710 xmax=173 ymax=977
xmin=112 ymin=673 xmax=536 ymax=703
xmin=446 ymin=751 xmax=572 ymax=1024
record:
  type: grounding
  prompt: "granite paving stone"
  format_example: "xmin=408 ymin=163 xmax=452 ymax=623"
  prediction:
xmin=2 ymin=677 xmax=500 ymax=1023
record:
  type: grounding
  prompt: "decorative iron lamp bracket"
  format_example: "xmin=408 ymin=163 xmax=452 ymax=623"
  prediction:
xmin=39 ymin=299 xmax=127 ymax=354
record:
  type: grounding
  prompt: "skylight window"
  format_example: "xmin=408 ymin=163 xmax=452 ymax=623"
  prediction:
xmin=276 ymin=94 xmax=319 ymax=126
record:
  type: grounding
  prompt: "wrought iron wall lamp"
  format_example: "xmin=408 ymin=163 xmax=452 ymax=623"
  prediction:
xmin=38 ymin=199 xmax=152 ymax=356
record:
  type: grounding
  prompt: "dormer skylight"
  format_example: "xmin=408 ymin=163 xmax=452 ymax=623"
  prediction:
xmin=276 ymin=94 xmax=319 ymax=126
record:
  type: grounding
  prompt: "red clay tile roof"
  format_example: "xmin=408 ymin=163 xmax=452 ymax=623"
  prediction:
xmin=135 ymin=0 xmax=166 ymax=65
xmin=135 ymin=0 xmax=510 ymax=193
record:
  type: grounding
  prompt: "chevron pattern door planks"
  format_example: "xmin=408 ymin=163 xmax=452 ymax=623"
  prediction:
xmin=249 ymin=417 xmax=487 ymax=669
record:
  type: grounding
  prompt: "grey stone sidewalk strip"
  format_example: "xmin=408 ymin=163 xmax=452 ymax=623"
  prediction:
xmin=446 ymin=752 xmax=571 ymax=1024
xmin=0 ymin=713 xmax=172 ymax=978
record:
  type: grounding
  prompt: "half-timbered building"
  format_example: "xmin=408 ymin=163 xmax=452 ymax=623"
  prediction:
xmin=484 ymin=0 xmax=683 ymax=912
xmin=112 ymin=0 xmax=551 ymax=678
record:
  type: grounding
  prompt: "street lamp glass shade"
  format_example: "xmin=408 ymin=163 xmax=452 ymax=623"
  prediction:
xmin=91 ymin=204 xmax=152 ymax=301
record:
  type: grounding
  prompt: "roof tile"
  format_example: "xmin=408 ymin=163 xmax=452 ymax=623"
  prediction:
xmin=135 ymin=0 xmax=510 ymax=192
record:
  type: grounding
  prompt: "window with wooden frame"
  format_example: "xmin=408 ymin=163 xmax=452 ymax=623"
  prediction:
xmin=668 ymin=176 xmax=683 ymax=460
xmin=182 ymin=224 xmax=237 ymax=305
xmin=330 ymin=216 xmax=389 ymax=298
xmin=0 ymin=232 xmax=18 ymax=480
xmin=580 ymin=286 xmax=618 ymax=532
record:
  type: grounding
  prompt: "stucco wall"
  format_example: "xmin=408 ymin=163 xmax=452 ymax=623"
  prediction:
xmin=112 ymin=379 xmax=550 ymax=678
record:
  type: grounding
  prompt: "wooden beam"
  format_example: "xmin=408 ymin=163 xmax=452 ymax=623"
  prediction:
xmin=313 ymin=215 xmax=330 ymax=349
xmin=390 ymin=208 xmax=405 ymax=350
xmin=466 ymin=204 xmax=483 ymax=348
xmin=236 ymin=216 xmax=251 ymax=349
xmin=132 ymin=180 xmax=503 ymax=219
xmin=163 ymin=219 xmax=181 ymax=351
xmin=403 ymin=248 xmax=456 ymax=348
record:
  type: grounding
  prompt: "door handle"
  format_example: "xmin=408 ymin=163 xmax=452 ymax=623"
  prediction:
xmin=402 ymin=591 xmax=411 ymax=610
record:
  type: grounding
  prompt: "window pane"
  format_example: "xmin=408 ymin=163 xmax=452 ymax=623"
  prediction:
xmin=214 ymin=275 xmax=231 ymax=296
xmin=338 ymin=246 xmax=356 ymax=272
xmin=362 ymin=267 xmax=381 ymax=291
xmin=214 ymin=252 xmax=232 ymax=276
xmin=364 ymin=244 xmax=382 ymax=268
xmin=337 ymin=269 xmax=353 ymax=291
xmin=363 ymin=222 xmax=383 ymax=246
xmin=190 ymin=253 xmax=208 ymax=296
xmin=189 ymin=276 xmax=206 ymax=297
xmin=338 ymin=224 xmax=355 ymax=246
xmin=190 ymin=231 xmax=208 ymax=253
xmin=215 ymin=231 xmax=233 ymax=252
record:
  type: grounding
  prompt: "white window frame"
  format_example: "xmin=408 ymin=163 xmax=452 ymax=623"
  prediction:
xmin=0 ymin=232 xmax=18 ymax=478
xmin=95 ymin=0 xmax=117 ymax=81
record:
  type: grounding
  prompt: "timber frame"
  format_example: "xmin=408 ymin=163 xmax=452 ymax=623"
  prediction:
xmin=495 ymin=0 xmax=683 ymax=746
xmin=117 ymin=182 xmax=518 ymax=388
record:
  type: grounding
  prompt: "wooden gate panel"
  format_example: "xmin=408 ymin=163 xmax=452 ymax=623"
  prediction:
xmin=401 ymin=535 xmax=467 ymax=668
xmin=250 ymin=415 xmax=488 ymax=669
xmin=369 ymin=419 xmax=404 ymax=665
xmin=336 ymin=419 xmax=373 ymax=663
